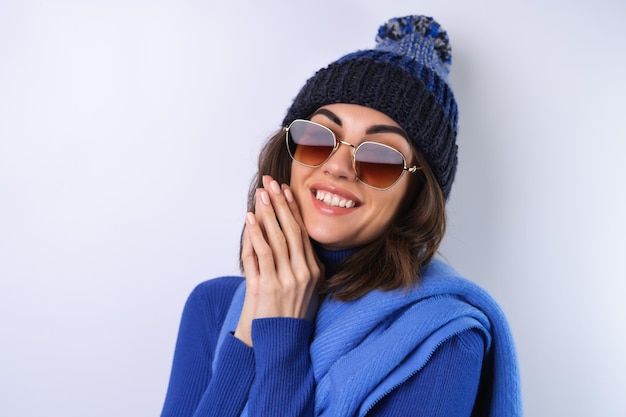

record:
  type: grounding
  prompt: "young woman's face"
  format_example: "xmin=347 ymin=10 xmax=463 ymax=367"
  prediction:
xmin=289 ymin=103 xmax=416 ymax=250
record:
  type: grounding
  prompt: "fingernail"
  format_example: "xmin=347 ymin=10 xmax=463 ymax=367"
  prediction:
xmin=259 ymin=190 xmax=270 ymax=205
xmin=269 ymin=180 xmax=281 ymax=195
xmin=246 ymin=212 xmax=256 ymax=225
xmin=283 ymin=187 xmax=294 ymax=203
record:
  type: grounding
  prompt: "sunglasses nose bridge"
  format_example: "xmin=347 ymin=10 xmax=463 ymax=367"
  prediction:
xmin=319 ymin=139 xmax=359 ymax=181
xmin=337 ymin=140 xmax=356 ymax=150
xmin=334 ymin=140 xmax=358 ymax=168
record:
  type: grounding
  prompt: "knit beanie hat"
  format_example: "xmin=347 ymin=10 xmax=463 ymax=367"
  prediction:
xmin=282 ymin=15 xmax=458 ymax=200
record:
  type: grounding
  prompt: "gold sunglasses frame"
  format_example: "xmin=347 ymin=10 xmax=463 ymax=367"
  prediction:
xmin=284 ymin=119 xmax=420 ymax=190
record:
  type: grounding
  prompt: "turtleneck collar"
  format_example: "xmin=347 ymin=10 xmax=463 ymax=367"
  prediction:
xmin=313 ymin=243 xmax=361 ymax=277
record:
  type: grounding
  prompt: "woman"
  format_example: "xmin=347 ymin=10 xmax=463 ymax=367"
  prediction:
xmin=160 ymin=15 xmax=522 ymax=417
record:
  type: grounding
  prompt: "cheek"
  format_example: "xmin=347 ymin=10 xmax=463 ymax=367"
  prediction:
xmin=288 ymin=165 xmax=309 ymax=205
xmin=288 ymin=160 xmax=304 ymax=185
xmin=288 ymin=162 xmax=298 ymax=189
xmin=381 ymin=182 xmax=415 ymax=220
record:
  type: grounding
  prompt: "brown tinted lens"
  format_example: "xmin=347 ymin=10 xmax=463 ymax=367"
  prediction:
xmin=355 ymin=142 xmax=405 ymax=189
xmin=288 ymin=120 xmax=335 ymax=166
xmin=293 ymin=145 xmax=334 ymax=166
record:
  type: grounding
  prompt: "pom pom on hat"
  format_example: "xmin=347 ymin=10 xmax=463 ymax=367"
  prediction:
xmin=376 ymin=15 xmax=451 ymax=70
xmin=282 ymin=15 xmax=459 ymax=200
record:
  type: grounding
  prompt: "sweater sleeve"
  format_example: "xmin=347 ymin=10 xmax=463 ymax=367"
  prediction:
xmin=366 ymin=329 xmax=486 ymax=417
xmin=160 ymin=276 xmax=255 ymax=417
xmin=247 ymin=318 xmax=315 ymax=417
xmin=160 ymin=280 xmax=485 ymax=417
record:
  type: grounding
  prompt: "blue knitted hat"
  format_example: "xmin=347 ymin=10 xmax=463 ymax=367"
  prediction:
xmin=282 ymin=15 xmax=458 ymax=199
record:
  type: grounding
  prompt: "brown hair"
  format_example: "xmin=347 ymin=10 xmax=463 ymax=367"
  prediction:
xmin=242 ymin=128 xmax=446 ymax=301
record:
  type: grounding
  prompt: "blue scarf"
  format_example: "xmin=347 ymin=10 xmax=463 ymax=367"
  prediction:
xmin=216 ymin=258 xmax=522 ymax=416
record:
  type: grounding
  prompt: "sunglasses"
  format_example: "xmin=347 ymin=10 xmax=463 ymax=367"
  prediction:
xmin=284 ymin=119 xmax=420 ymax=190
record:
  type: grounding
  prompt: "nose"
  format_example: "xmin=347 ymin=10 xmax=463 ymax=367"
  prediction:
xmin=322 ymin=140 xmax=357 ymax=182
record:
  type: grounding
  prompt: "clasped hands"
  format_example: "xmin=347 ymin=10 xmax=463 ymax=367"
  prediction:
xmin=234 ymin=175 xmax=323 ymax=346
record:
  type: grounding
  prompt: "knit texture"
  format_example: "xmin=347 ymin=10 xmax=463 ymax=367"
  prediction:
xmin=314 ymin=245 xmax=360 ymax=277
xmin=161 ymin=275 xmax=487 ymax=417
xmin=282 ymin=15 xmax=459 ymax=199
xmin=214 ymin=258 xmax=522 ymax=417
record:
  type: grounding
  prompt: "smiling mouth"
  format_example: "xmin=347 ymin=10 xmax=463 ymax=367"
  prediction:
xmin=314 ymin=190 xmax=357 ymax=208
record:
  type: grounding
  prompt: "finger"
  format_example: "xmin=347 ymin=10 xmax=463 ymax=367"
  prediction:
xmin=261 ymin=175 xmax=296 ymax=228
xmin=241 ymin=213 xmax=260 ymax=284
xmin=261 ymin=176 xmax=308 ymax=253
xmin=254 ymin=187 xmax=288 ymax=255
xmin=282 ymin=183 xmax=323 ymax=279
xmin=258 ymin=177 xmax=307 ymax=274
xmin=235 ymin=215 xmax=262 ymax=346
xmin=246 ymin=203 xmax=281 ymax=284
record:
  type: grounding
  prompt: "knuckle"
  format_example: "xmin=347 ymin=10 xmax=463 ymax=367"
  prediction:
xmin=241 ymin=245 xmax=254 ymax=258
xmin=255 ymin=244 xmax=273 ymax=258
xmin=267 ymin=228 xmax=287 ymax=246
xmin=311 ymin=265 xmax=322 ymax=279
xmin=293 ymin=266 xmax=313 ymax=283
xmin=281 ymin=278 xmax=297 ymax=292
xmin=283 ymin=221 xmax=301 ymax=237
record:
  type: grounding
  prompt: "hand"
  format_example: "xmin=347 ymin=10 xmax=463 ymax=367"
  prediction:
xmin=234 ymin=175 xmax=323 ymax=346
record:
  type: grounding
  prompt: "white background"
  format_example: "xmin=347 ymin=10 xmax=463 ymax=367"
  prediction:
xmin=1 ymin=0 xmax=625 ymax=416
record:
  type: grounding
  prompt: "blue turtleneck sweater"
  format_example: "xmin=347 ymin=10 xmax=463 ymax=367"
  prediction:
xmin=159 ymin=249 xmax=510 ymax=417
xmin=314 ymin=245 xmax=356 ymax=276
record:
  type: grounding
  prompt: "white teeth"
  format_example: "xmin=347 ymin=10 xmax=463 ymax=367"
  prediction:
xmin=315 ymin=190 xmax=355 ymax=208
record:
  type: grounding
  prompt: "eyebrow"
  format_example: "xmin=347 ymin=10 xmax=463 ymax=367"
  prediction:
xmin=311 ymin=108 xmax=342 ymax=125
xmin=366 ymin=124 xmax=410 ymax=141
xmin=310 ymin=108 xmax=410 ymax=141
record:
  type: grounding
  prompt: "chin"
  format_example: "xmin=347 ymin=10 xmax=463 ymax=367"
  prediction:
xmin=308 ymin=229 xmax=366 ymax=251
xmin=307 ymin=228 xmax=348 ymax=250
